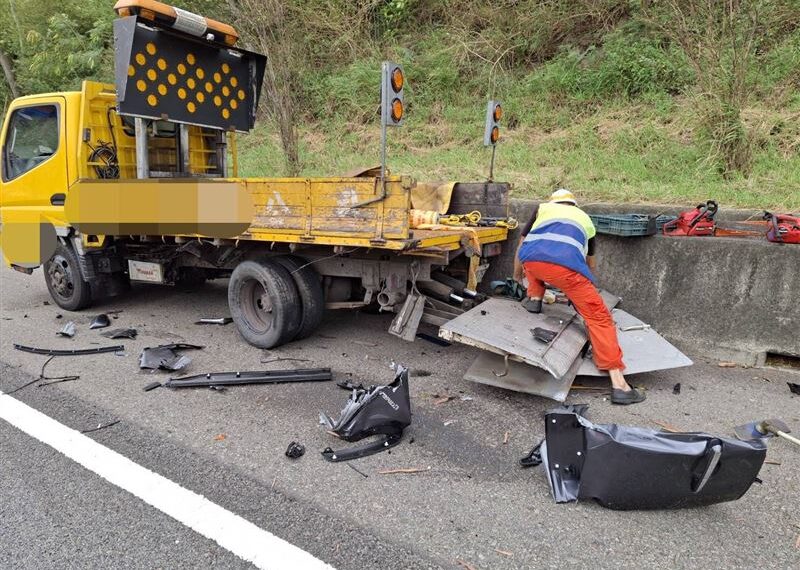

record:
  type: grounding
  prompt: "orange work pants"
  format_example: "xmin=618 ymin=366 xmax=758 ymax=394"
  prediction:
xmin=523 ymin=261 xmax=625 ymax=371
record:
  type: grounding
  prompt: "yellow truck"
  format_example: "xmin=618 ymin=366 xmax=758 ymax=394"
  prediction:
xmin=0 ymin=1 xmax=510 ymax=348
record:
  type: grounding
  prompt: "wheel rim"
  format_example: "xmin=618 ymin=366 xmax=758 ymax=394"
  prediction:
xmin=47 ymin=254 xmax=76 ymax=301
xmin=239 ymin=278 xmax=274 ymax=334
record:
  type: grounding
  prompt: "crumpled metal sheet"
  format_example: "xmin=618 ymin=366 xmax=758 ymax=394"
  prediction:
xmin=89 ymin=314 xmax=111 ymax=329
xmin=531 ymin=405 xmax=766 ymax=510
xmin=320 ymin=365 xmax=411 ymax=442
xmin=57 ymin=321 xmax=76 ymax=338
xmin=139 ymin=343 xmax=203 ymax=371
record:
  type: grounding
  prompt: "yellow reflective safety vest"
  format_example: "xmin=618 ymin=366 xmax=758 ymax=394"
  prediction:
xmin=517 ymin=202 xmax=597 ymax=281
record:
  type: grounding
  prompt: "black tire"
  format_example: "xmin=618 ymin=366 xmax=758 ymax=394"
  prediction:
xmin=228 ymin=259 xmax=301 ymax=349
xmin=273 ymin=255 xmax=325 ymax=340
xmin=43 ymin=242 xmax=93 ymax=311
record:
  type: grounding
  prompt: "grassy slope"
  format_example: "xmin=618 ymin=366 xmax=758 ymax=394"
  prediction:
xmin=236 ymin=22 xmax=800 ymax=212
xmin=237 ymin=96 xmax=800 ymax=211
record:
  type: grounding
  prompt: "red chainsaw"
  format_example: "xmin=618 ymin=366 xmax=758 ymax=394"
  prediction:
xmin=764 ymin=211 xmax=800 ymax=244
xmin=662 ymin=200 xmax=718 ymax=237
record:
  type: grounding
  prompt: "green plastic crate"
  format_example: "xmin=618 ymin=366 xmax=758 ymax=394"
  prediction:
xmin=589 ymin=214 xmax=677 ymax=237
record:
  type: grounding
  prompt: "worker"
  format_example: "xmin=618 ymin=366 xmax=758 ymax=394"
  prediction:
xmin=513 ymin=188 xmax=645 ymax=405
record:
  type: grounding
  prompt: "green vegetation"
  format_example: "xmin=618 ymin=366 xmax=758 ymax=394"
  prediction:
xmin=1 ymin=1 xmax=799 ymax=209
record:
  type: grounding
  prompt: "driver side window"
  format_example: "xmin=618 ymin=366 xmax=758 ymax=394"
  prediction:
xmin=2 ymin=104 xmax=59 ymax=181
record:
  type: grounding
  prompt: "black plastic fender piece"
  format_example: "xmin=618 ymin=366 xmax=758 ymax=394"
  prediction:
xmin=319 ymin=366 xmax=411 ymax=462
xmin=165 ymin=368 xmax=332 ymax=388
xmin=532 ymin=405 xmax=766 ymax=510
xmin=14 ymin=344 xmax=125 ymax=356
xmin=321 ymin=433 xmax=403 ymax=462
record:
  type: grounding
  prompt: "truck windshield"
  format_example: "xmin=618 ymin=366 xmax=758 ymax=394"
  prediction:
xmin=3 ymin=104 xmax=59 ymax=181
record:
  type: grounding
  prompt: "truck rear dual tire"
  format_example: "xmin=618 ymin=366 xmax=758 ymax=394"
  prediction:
xmin=273 ymin=255 xmax=324 ymax=341
xmin=228 ymin=256 xmax=325 ymax=349
xmin=228 ymin=259 xmax=301 ymax=349
xmin=43 ymin=242 xmax=93 ymax=311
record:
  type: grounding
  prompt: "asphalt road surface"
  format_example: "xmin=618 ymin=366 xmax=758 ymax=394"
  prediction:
xmin=1 ymin=266 xmax=798 ymax=569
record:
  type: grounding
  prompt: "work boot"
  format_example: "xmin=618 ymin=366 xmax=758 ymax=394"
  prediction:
xmin=610 ymin=387 xmax=646 ymax=405
xmin=521 ymin=297 xmax=542 ymax=313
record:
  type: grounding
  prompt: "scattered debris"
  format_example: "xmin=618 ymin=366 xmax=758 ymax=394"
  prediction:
xmin=6 ymin=355 xmax=81 ymax=395
xmin=718 ymin=361 xmax=738 ymax=368
xmin=346 ymin=463 xmax=369 ymax=478
xmin=43 ymin=301 xmax=50 ymax=306
xmin=81 ymin=420 xmax=120 ymax=434
xmin=56 ymin=321 xmax=76 ymax=338
xmin=455 ymin=559 xmax=478 ymax=570
xmin=163 ymin=369 xmax=332 ymax=389
xmin=213 ymin=434 xmax=227 ymax=442
xmin=320 ymin=365 xmax=411 ymax=462
xmin=353 ymin=340 xmax=378 ymax=347
xmin=672 ymin=383 xmax=681 ymax=395
xmin=434 ymin=395 xmax=456 ymax=405
xmin=503 ymin=431 xmax=510 ymax=445
xmin=260 ymin=356 xmax=311 ymax=364
xmin=194 ymin=317 xmax=233 ymax=325
xmin=653 ymin=421 xmax=683 ymax=433
xmin=55 ymin=313 xmax=63 ymax=319
xmin=788 ymin=382 xmax=800 ymax=395
xmin=378 ymin=466 xmax=431 ymax=475
xmin=139 ymin=343 xmax=203 ymax=371
xmin=620 ymin=324 xmax=651 ymax=332
xmin=14 ymin=343 xmax=124 ymax=356
xmin=89 ymin=314 xmax=111 ymax=329
xmin=285 ymin=441 xmax=305 ymax=459
xmin=337 ymin=380 xmax=366 ymax=391
xmin=523 ymin=405 xmax=766 ymax=509
xmin=101 ymin=328 xmax=138 ymax=339
xmin=416 ymin=332 xmax=451 ymax=347
xmin=530 ymin=327 xmax=557 ymax=344
xmin=494 ymin=548 xmax=513 ymax=557
xmin=734 ymin=418 xmax=800 ymax=447
xmin=765 ymin=460 xmax=781 ymax=465
xmin=443 ymin=420 xmax=457 ymax=426
xmin=143 ymin=381 xmax=162 ymax=392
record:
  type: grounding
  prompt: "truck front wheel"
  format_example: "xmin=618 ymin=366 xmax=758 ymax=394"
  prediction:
xmin=43 ymin=242 xmax=93 ymax=311
xmin=228 ymin=259 xmax=301 ymax=349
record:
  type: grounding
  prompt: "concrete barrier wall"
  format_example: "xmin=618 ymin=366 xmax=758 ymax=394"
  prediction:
xmin=485 ymin=199 xmax=800 ymax=364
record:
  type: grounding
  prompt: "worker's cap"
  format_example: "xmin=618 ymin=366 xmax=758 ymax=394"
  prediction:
xmin=549 ymin=188 xmax=577 ymax=205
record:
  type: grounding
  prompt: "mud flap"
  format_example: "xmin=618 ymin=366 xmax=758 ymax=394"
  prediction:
xmin=320 ymin=366 xmax=411 ymax=462
xmin=529 ymin=406 xmax=766 ymax=510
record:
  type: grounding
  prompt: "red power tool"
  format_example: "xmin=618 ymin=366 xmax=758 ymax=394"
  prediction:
xmin=663 ymin=200 xmax=718 ymax=237
xmin=764 ymin=211 xmax=800 ymax=244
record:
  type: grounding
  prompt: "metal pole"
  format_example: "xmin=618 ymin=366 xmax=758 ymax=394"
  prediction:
xmin=134 ymin=117 xmax=149 ymax=179
xmin=488 ymin=144 xmax=496 ymax=182
xmin=380 ymin=62 xmax=388 ymax=195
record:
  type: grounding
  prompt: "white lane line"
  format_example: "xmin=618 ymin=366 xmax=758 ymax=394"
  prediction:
xmin=0 ymin=391 xmax=334 ymax=570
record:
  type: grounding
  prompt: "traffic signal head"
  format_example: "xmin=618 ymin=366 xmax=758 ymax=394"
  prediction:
xmin=382 ymin=62 xmax=404 ymax=126
xmin=483 ymin=100 xmax=502 ymax=146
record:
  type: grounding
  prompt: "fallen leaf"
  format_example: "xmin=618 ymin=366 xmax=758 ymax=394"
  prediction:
xmin=213 ymin=434 xmax=227 ymax=441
